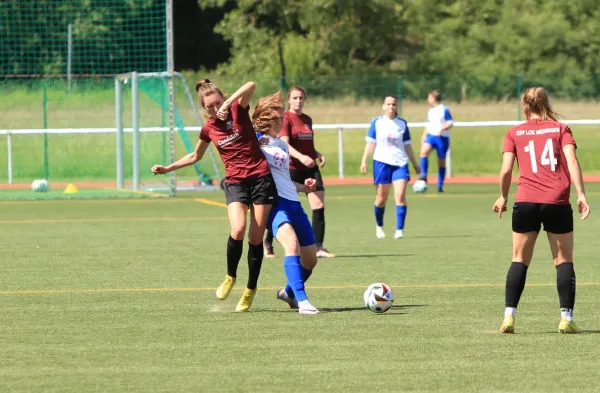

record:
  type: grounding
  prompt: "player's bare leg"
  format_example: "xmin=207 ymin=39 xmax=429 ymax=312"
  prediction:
xmin=308 ymin=191 xmax=335 ymax=258
xmin=375 ymin=184 xmax=391 ymax=239
xmin=500 ymin=231 xmax=538 ymax=333
xmin=547 ymin=231 xmax=581 ymax=333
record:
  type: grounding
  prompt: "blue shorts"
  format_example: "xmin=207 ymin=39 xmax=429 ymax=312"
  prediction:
xmin=269 ymin=197 xmax=316 ymax=247
xmin=373 ymin=160 xmax=410 ymax=184
xmin=424 ymin=134 xmax=450 ymax=159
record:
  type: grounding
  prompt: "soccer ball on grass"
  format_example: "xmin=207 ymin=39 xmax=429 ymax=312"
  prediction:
xmin=412 ymin=179 xmax=427 ymax=193
xmin=31 ymin=179 xmax=49 ymax=192
xmin=364 ymin=283 xmax=394 ymax=313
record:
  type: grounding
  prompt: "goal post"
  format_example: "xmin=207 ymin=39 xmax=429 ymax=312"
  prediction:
xmin=114 ymin=71 xmax=223 ymax=195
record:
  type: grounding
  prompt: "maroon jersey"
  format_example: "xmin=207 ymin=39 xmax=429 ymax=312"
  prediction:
xmin=280 ymin=111 xmax=318 ymax=170
xmin=503 ymin=119 xmax=576 ymax=204
xmin=200 ymin=100 xmax=270 ymax=182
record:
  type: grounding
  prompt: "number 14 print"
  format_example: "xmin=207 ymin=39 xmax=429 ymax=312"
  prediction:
xmin=524 ymin=138 xmax=558 ymax=173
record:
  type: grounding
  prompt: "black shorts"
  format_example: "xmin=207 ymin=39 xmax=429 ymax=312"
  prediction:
xmin=289 ymin=167 xmax=325 ymax=193
xmin=512 ymin=202 xmax=573 ymax=234
xmin=223 ymin=174 xmax=277 ymax=206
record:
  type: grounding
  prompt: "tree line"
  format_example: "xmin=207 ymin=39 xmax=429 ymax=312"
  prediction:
xmin=2 ymin=0 xmax=599 ymax=100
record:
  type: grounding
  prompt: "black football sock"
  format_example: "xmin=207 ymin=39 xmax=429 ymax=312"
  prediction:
xmin=556 ymin=262 xmax=576 ymax=320
xmin=505 ymin=262 xmax=528 ymax=308
xmin=312 ymin=208 xmax=325 ymax=248
xmin=247 ymin=242 xmax=264 ymax=290
xmin=226 ymin=236 xmax=243 ymax=278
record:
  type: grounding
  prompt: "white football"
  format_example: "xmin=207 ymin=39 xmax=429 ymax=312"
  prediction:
xmin=31 ymin=179 xmax=49 ymax=192
xmin=413 ymin=179 xmax=427 ymax=193
xmin=364 ymin=283 xmax=394 ymax=313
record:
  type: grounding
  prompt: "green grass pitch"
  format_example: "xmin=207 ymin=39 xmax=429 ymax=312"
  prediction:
xmin=2 ymin=184 xmax=600 ymax=392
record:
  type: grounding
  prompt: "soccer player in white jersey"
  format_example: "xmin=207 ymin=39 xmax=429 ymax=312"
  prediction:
xmin=419 ymin=90 xmax=454 ymax=192
xmin=251 ymin=91 xmax=320 ymax=315
xmin=360 ymin=95 xmax=421 ymax=239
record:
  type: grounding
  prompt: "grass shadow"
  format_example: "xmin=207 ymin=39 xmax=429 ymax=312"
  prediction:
xmin=412 ymin=235 xmax=474 ymax=239
xmin=320 ymin=304 xmax=426 ymax=313
xmin=335 ymin=253 xmax=415 ymax=258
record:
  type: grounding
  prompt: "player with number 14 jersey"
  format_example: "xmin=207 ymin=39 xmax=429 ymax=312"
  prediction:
xmin=503 ymin=119 xmax=575 ymax=204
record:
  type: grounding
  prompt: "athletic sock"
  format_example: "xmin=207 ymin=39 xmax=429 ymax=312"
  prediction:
xmin=312 ymin=208 xmax=325 ymax=248
xmin=396 ymin=205 xmax=407 ymax=230
xmin=420 ymin=157 xmax=429 ymax=180
xmin=246 ymin=242 xmax=264 ymax=290
xmin=505 ymin=262 xmax=528 ymax=312
xmin=374 ymin=205 xmax=385 ymax=227
xmin=438 ymin=167 xmax=447 ymax=190
xmin=284 ymin=255 xmax=307 ymax=302
xmin=226 ymin=236 xmax=243 ymax=278
xmin=557 ymin=262 xmax=576 ymax=321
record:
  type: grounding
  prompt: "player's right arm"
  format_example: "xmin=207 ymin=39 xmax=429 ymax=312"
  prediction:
xmin=216 ymin=81 xmax=256 ymax=120
xmin=563 ymin=144 xmax=590 ymax=219
xmin=152 ymin=139 xmax=210 ymax=175
xmin=360 ymin=118 xmax=378 ymax=174
xmin=279 ymin=114 xmax=315 ymax=168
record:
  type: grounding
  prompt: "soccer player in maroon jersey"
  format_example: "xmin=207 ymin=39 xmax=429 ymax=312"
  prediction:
xmin=151 ymin=80 xmax=277 ymax=312
xmin=492 ymin=87 xmax=590 ymax=334
xmin=264 ymin=86 xmax=335 ymax=259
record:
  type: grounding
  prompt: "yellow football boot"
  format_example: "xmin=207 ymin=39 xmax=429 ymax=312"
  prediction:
xmin=558 ymin=319 xmax=582 ymax=334
xmin=215 ymin=275 xmax=236 ymax=300
xmin=500 ymin=315 xmax=515 ymax=334
xmin=235 ymin=288 xmax=256 ymax=312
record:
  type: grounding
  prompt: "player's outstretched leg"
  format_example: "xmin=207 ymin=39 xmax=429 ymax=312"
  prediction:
xmin=419 ymin=156 xmax=429 ymax=182
xmin=276 ymin=224 xmax=319 ymax=314
xmin=500 ymin=262 xmax=529 ymax=333
xmin=419 ymin=142 xmax=432 ymax=183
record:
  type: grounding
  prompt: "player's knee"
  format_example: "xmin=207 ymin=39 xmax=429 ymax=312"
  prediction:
xmin=300 ymin=245 xmax=318 ymax=269
xmin=230 ymin=225 xmax=246 ymax=241
xmin=276 ymin=224 xmax=300 ymax=254
xmin=553 ymin=252 xmax=573 ymax=266
xmin=438 ymin=158 xmax=446 ymax=168
xmin=375 ymin=194 xmax=387 ymax=207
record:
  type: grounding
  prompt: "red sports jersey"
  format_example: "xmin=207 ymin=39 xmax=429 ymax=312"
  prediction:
xmin=280 ymin=111 xmax=318 ymax=170
xmin=503 ymin=119 xmax=576 ymax=204
xmin=199 ymin=100 xmax=270 ymax=182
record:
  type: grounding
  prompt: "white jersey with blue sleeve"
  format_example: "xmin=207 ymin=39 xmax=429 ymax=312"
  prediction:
xmin=426 ymin=104 xmax=453 ymax=137
xmin=258 ymin=135 xmax=299 ymax=202
xmin=365 ymin=116 xmax=412 ymax=167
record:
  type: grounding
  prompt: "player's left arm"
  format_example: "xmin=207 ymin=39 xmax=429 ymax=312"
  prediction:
xmin=403 ymin=127 xmax=421 ymax=174
xmin=493 ymin=152 xmax=515 ymax=218
xmin=563 ymin=139 xmax=590 ymax=220
xmin=294 ymin=179 xmax=317 ymax=193
xmin=439 ymin=106 xmax=454 ymax=131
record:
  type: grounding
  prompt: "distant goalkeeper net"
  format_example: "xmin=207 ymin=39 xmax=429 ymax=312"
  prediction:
xmin=0 ymin=0 xmax=222 ymax=200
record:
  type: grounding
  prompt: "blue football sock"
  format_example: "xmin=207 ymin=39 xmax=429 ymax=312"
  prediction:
xmin=438 ymin=167 xmax=447 ymax=190
xmin=420 ymin=157 xmax=428 ymax=179
xmin=374 ymin=205 xmax=385 ymax=227
xmin=396 ymin=205 xmax=407 ymax=230
xmin=284 ymin=255 xmax=307 ymax=302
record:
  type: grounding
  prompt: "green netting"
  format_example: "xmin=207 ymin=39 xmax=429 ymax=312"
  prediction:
xmin=1 ymin=0 xmax=166 ymax=77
